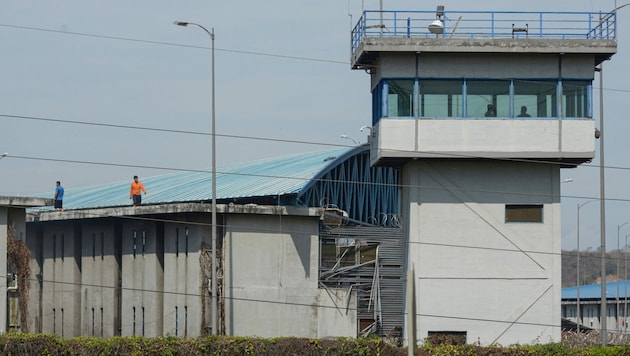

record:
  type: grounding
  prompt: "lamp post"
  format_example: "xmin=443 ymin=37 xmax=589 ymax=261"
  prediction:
xmin=577 ymin=199 xmax=598 ymax=333
xmin=174 ymin=21 xmax=218 ymax=336
xmin=623 ymin=234 xmax=628 ymax=333
xmin=597 ymin=58 xmax=608 ymax=345
xmin=340 ymin=134 xmax=360 ymax=145
xmin=626 ymin=233 xmax=629 ymax=332
xmin=597 ymin=2 xmax=630 ymax=345
xmin=618 ymin=222 xmax=630 ymax=332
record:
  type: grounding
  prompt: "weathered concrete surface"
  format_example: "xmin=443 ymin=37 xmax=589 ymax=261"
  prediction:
xmin=0 ymin=196 xmax=53 ymax=208
xmin=0 ymin=197 xmax=51 ymax=334
xmin=353 ymin=37 xmax=617 ymax=68
xmin=30 ymin=203 xmax=323 ymax=222
xmin=371 ymin=118 xmax=595 ymax=165
xmin=403 ymin=160 xmax=561 ymax=345
xmin=223 ymin=214 xmax=356 ymax=338
xmin=25 ymin=203 xmax=359 ymax=339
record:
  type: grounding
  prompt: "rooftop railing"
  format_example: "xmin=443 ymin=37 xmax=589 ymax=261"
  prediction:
xmin=351 ymin=10 xmax=617 ymax=54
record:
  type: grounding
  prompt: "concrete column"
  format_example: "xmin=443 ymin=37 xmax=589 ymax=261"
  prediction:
xmin=0 ymin=207 xmax=8 ymax=334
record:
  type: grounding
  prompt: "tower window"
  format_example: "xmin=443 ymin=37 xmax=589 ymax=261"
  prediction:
xmin=420 ymin=79 xmax=462 ymax=117
xmin=562 ymin=80 xmax=590 ymax=118
xmin=514 ymin=79 xmax=557 ymax=118
xmin=374 ymin=77 xmax=591 ymax=122
xmin=466 ymin=80 xmax=510 ymax=118
xmin=387 ymin=80 xmax=414 ymax=117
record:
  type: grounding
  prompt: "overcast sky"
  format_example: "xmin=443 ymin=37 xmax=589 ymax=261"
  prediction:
xmin=0 ymin=1 xmax=628 ymax=251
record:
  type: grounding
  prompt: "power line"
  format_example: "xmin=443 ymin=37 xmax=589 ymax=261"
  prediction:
xmin=11 ymin=152 xmax=630 ymax=204
xmin=0 ymin=23 xmax=348 ymax=65
xmin=13 ymin=208 xmax=615 ymax=332
xmin=5 ymin=112 xmax=630 ymax=174
xmin=6 ymin=269 xmax=569 ymax=331
xmin=24 ymin=208 xmax=630 ymax=265
xmin=4 ymin=21 xmax=630 ymax=98
xmin=0 ymin=113 xmax=342 ymax=148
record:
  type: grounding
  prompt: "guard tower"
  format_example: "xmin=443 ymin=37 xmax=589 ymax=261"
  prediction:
xmin=351 ymin=9 xmax=617 ymax=345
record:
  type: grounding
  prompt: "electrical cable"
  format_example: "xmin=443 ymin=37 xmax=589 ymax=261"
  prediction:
xmin=5 ymin=112 xmax=630 ymax=174
xmin=0 ymin=23 xmax=348 ymax=65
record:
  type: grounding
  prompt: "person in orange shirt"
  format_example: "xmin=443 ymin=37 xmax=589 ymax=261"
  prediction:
xmin=129 ymin=175 xmax=147 ymax=206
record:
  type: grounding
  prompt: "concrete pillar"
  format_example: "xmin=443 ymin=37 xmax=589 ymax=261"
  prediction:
xmin=0 ymin=207 xmax=8 ymax=334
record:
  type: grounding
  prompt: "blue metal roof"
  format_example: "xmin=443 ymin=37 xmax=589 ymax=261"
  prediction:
xmin=33 ymin=146 xmax=360 ymax=211
xmin=562 ymin=280 xmax=630 ymax=300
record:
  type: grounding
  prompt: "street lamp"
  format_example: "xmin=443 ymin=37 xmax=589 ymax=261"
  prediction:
xmin=340 ymin=134 xmax=360 ymax=145
xmin=618 ymin=222 xmax=630 ymax=331
xmin=626 ymin=233 xmax=629 ymax=332
xmin=596 ymin=4 xmax=630 ymax=344
xmin=174 ymin=20 xmax=218 ymax=336
xmin=577 ymin=199 xmax=598 ymax=333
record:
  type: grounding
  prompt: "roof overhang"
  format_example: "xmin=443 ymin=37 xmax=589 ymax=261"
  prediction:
xmin=0 ymin=196 xmax=53 ymax=208
xmin=352 ymin=37 xmax=618 ymax=69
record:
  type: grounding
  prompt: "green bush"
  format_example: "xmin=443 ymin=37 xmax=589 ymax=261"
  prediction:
xmin=3 ymin=333 xmax=630 ymax=355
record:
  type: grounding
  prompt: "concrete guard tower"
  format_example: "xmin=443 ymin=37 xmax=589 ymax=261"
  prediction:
xmin=351 ymin=9 xmax=617 ymax=345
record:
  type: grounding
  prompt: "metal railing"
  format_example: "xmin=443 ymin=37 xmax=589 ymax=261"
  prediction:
xmin=351 ymin=10 xmax=617 ymax=54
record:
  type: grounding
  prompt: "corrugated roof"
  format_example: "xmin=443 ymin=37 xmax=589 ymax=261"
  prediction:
xmin=32 ymin=146 xmax=360 ymax=211
xmin=562 ymin=280 xmax=630 ymax=299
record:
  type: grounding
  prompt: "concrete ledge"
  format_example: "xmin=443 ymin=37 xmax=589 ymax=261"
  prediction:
xmin=0 ymin=196 xmax=53 ymax=208
xmin=352 ymin=37 xmax=617 ymax=67
xmin=29 ymin=202 xmax=325 ymax=222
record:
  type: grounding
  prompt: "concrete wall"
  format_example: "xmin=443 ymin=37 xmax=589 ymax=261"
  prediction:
xmin=120 ymin=220 xmax=164 ymax=337
xmin=0 ymin=198 xmax=52 ymax=334
xmin=402 ymin=160 xmax=561 ymax=345
xmin=371 ymin=118 xmax=595 ymax=164
xmin=352 ymin=37 xmax=615 ymax=77
xmin=80 ymin=221 xmax=120 ymax=337
xmin=26 ymin=223 xmax=43 ymax=333
xmin=29 ymin=215 xmax=211 ymax=338
xmin=223 ymin=214 xmax=356 ymax=338
xmin=8 ymin=208 xmax=26 ymax=242
xmin=0 ymin=207 xmax=7 ymax=334
xmin=162 ymin=215 xmax=211 ymax=337
xmin=372 ymin=53 xmax=594 ymax=88
xmin=0 ymin=207 xmax=30 ymax=333
xmin=41 ymin=221 xmax=82 ymax=337
xmin=26 ymin=206 xmax=359 ymax=339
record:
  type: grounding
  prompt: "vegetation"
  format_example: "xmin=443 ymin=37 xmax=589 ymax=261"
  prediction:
xmin=3 ymin=333 xmax=630 ymax=355
xmin=6 ymin=224 xmax=31 ymax=332
xmin=562 ymin=249 xmax=625 ymax=288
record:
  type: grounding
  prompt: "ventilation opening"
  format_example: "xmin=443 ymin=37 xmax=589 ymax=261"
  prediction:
xmin=505 ymin=204 xmax=543 ymax=223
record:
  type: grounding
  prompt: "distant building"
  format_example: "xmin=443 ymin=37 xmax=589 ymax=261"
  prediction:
xmin=350 ymin=7 xmax=616 ymax=345
xmin=562 ymin=281 xmax=630 ymax=333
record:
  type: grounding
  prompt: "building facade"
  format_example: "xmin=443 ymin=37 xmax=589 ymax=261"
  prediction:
xmin=351 ymin=9 xmax=617 ymax=345
xmin=24 ymin=147 xmax=403 ymax=339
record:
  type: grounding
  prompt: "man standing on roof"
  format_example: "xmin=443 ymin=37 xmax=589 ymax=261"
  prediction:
xmin=54 ymin=181 xmax=64 ymax=211
xmin=130 ymin=175 xmax=147 ymax=206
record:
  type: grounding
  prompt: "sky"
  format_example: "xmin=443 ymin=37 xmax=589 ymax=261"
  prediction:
xmin=0 ymin=1 xmax=628 ymax=251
